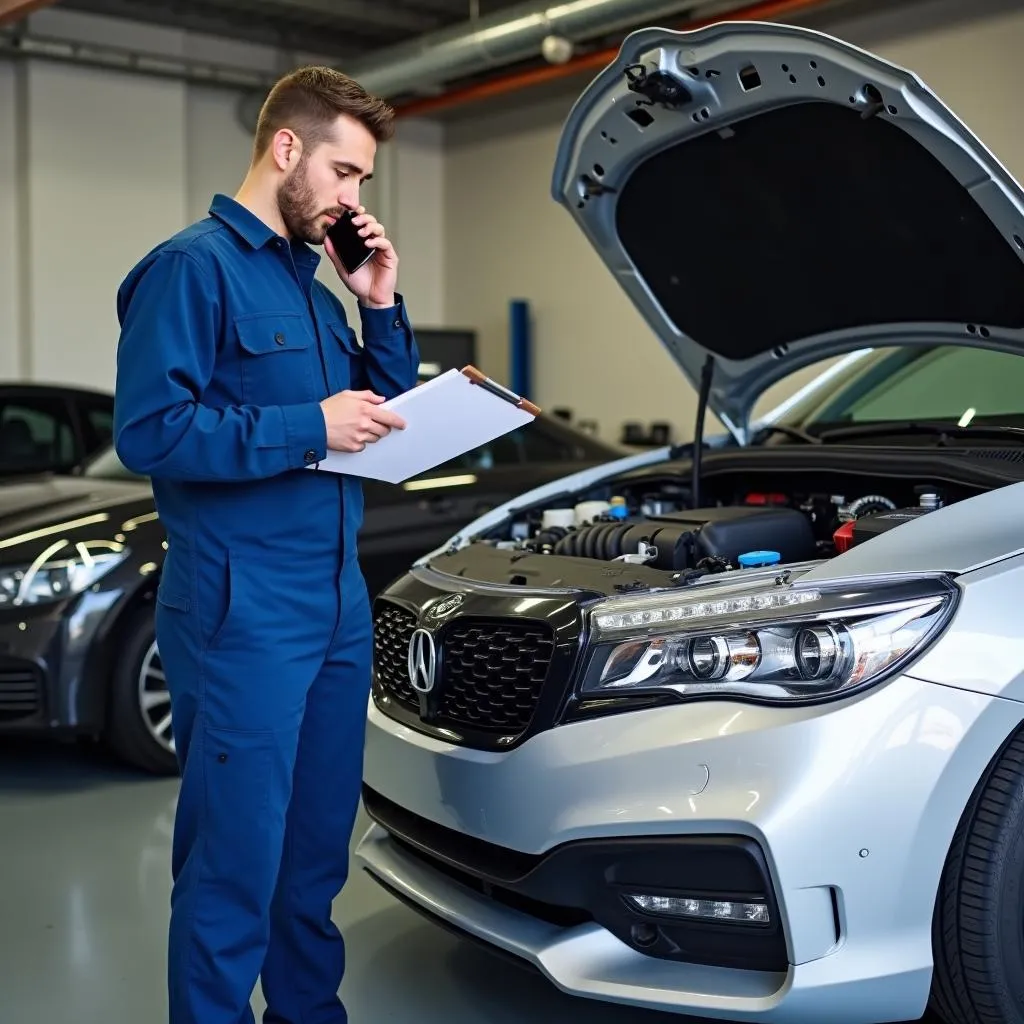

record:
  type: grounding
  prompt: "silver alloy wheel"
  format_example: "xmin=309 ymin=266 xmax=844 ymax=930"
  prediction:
xmin=137 ymin=639 xmax=174 ymax=754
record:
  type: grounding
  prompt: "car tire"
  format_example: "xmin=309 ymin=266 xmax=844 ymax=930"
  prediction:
xmin=106 ymin=606 xmax=179 ymax=777
xmin=929 ymin=728 xmax=1024 ymax=1024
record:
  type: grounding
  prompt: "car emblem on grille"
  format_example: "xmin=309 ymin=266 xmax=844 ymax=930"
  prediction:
xmin=407 ymin=628 xmax=437 ymax=694
xmin=429 ymin=593 xmax=465 ymax=620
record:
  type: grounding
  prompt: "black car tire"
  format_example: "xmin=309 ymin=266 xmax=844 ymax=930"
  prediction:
xmin=106 ymin=606 xmax=179 ymax=777
xmin=929 ymin=727 xmax=1024 ymax=1024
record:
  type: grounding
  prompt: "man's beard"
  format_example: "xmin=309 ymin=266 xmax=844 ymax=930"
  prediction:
xmin=276 ymin=155 xmax=340 ymax=244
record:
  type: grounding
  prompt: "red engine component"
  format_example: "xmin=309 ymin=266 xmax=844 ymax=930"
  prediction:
xmin=744 ymin=492 xmax=788 ymax=507
xmin=833 ymin=520 xmax=856 ymax=553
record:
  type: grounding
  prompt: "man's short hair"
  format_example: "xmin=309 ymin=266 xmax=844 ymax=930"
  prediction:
xmin=254 ymin=66 xmax=395 ymax=157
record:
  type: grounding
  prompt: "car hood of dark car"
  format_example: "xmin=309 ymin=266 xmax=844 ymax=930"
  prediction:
xmin=551 ymin=20 xmax=1024 ymax=436
xmin=0 ymin=474 xmax=153 ymax=556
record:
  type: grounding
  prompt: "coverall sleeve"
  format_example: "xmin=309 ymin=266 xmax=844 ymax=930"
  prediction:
xmin=355 ymin=294 xmax=421 ymax=399
xmin=113 ymin=249 xmax=327 ymax=482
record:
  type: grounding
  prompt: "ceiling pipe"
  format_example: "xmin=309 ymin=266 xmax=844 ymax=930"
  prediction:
xmin=343 ymin=0 xmax=730 ymax=100
xmin=392 ymin=0 xmax=830 ymax=118
xmin=0 ymin=0 xmax=57 ymax=26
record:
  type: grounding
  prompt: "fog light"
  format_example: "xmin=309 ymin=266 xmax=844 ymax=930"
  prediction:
xmin=630 ymin=922 xmax=659 ymax=947
xmin=625 ymin=893 xmax=770 ymax=924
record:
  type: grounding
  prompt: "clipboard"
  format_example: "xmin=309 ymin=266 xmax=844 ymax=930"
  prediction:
xmin=310 ymin=365 xmax=541 ymax=484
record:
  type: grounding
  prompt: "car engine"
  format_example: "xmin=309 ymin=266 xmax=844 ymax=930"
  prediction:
xmin=464 ymin=456 xmax=985 ymax=585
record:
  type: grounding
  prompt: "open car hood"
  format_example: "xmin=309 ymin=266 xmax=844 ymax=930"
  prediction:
xmin=551 ymin=21 xmax=1024 ymax=438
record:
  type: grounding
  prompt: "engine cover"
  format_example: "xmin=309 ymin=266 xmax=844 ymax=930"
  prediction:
xmin=552 ymin=506 xmax=817 ymax=571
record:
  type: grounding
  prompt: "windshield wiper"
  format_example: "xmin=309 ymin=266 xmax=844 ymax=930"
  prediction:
xmin=816 ymin=421 xmax=1024 ymax=445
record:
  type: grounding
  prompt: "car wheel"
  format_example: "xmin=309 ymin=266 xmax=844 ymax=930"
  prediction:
xmin=106 ymin=607 xmax=179 ymax=776
xmin=930 ymin=728 xmax=1024 ymax=1024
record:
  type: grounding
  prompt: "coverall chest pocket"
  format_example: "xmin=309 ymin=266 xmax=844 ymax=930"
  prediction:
xmin=234 ymin=312 xmax=315 ymax=406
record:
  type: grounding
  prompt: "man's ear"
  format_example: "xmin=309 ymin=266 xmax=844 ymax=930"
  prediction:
xmin=270 ymin=128 xmax=302 ymax=172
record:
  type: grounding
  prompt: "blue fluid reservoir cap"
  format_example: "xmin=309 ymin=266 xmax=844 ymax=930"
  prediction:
xmin=738 ymin=550 xmax=781 ymax=568
xmin=607 ymin=503 xmax=629 ymax=519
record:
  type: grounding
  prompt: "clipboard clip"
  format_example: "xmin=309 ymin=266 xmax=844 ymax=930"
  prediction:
xmin=461 ymin=365 xmax=541 ymax=417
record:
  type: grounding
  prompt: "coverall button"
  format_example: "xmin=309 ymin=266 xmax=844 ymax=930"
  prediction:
xmin=217 ymin=754 xmax=227 ymax=763
xmin=393 ymin=319 xmax=402 ymax=329
xmin=274 ymin=332 xmax=285 ymax=345
xmin=304 ymin=449 xmax=317 ymax=464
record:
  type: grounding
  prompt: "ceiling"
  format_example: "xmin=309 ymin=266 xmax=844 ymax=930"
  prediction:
xmin=0 ymin=0 xmax=939 ymax=119
xmin=53 ymin=0 xmax=534 ymax=58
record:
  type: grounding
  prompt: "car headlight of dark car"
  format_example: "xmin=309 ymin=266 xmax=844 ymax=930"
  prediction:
xmin=0 ymin=539 xmax=130 ymax=608
xmin=581 ymin=574 xmax=957 ymax=705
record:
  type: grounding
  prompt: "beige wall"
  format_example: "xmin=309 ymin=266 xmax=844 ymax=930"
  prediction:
xmin=0 ymin=60 xmax=22 ymax=380
xmin=443 ymin=0 xmax=1024 ymax=444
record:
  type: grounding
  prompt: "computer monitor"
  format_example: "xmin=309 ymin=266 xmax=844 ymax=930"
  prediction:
xmin=414 ymin=328 xmax=477 ymax=380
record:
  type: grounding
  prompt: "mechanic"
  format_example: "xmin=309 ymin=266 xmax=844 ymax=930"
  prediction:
xmin=112 ymin=67 xmax=419 ymax=1024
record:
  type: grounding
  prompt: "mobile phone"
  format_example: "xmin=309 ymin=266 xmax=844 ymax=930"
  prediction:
xmin=326 ymin=210 xmax=375 ymax=274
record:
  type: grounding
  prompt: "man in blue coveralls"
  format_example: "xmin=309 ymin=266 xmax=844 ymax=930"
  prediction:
xmin=113 ymin=67 xmax=419 ymax=1024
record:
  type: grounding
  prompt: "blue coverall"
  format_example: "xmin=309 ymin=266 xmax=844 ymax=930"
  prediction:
xmin=113 ymin=194 xmax=419 ymax=1024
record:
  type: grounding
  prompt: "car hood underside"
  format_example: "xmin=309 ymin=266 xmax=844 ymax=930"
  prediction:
xmin=551 ymin=21 xmax=1024 ymax=434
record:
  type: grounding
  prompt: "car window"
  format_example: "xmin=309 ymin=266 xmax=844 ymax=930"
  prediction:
xmin=0 ymin=399 xmax=77 ymax=473
xmin=431 ymin=421 xmax=576 ymax=474
xmin=82 ymin=403 xmax=114 ymax=447
xmin=840 ymin=347 xmax=1024 ymax=422
xmin=777 ymin=345 xmax=1024 ymax=427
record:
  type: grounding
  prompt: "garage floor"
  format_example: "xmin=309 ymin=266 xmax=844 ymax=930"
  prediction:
xmin=2 ymin=740 xmax=936 ymax=1024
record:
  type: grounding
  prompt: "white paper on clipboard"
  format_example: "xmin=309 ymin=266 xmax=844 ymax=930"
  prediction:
xmin=309 ymin=366 xmax=541 ymax=484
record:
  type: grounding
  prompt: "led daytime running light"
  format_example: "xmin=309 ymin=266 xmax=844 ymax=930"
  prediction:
xmin=593 ymin=589 xmax=821 ymax=634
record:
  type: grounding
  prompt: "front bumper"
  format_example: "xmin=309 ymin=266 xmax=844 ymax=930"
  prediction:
xmin=357 ymin=672 xmax=1021 ymax=1022
xmin=0 ymin=586 xmax=123 ymax=735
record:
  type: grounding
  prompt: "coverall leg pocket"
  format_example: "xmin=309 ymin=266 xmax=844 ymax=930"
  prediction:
xmin=168 ymin=720 xmax=299 ymax=1024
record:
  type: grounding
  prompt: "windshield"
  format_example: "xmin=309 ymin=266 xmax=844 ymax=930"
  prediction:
xmin=82 ymin=445 xmax=146 ymax=481
xmin=773 ymin=345 xmax=1024 ymax=430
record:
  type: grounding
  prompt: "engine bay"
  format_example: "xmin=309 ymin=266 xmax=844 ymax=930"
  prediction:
xmin=425 ymin=448 xmax=1017 ymax=594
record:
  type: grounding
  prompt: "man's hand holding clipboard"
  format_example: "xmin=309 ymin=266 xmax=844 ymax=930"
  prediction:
xmin=309 ymin=365 xmax=542 ymax=485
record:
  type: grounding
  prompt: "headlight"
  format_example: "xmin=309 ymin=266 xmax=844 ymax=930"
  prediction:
xmin=0 ymin=539 xmax=129 ymax=608
xmin=581 ymin=574 xmax=957 ymax=704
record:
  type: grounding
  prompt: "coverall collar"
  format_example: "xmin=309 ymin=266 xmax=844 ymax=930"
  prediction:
xmin=210 ymin=193 xmax=278 ymax=250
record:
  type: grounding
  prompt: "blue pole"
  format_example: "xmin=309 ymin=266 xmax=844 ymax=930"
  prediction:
xmin=509 ymin=299 xmax=532 ymax=400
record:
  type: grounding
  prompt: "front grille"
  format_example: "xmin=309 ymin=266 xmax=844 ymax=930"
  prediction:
xmin=373 ymin=602 xmax=419 ymax=706
xmin=373 ymin=600 xmax=556 ymax=734
xmin=0 ymin=665 xmax=41 ymax=720
xmin=441 ymin=620 xmax=554 ymax=731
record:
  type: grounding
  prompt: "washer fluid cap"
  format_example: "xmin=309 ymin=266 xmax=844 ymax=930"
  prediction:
xmin=738 ymin=550 xmax=781 ymax=568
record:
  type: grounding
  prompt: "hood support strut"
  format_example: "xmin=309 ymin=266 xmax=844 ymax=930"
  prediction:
xmin=691 ymin=354 xmax=715 ymax=508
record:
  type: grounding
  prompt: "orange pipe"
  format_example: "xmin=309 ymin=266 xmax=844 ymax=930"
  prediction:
xmin=394 ymin=0 xmax=828 ymax=117
xmin=0 ymin=0 xmax=56 ymax=25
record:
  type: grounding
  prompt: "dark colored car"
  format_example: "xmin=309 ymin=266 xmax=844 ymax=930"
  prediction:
xmin=0 ymin=414 xmax=619 ymax=774
xmin=0 ymin=382 xmax=115 ymax=476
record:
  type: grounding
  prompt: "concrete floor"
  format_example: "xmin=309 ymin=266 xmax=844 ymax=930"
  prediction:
xmin=2 ymin=739 xmax=937 ymax=1024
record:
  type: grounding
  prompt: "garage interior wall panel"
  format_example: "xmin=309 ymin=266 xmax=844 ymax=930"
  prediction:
xmin=185 ymin=86 xmax=257 ymax=226
xmin=25 ymin=60 xmax=187 ymax=391
xmin=444 ymin=0 xmax=1024 ymax=443
xmin=392 ymin=118 xmax=446 ymax=327
xmin=0 ymin=62 xmax=20 ymax=380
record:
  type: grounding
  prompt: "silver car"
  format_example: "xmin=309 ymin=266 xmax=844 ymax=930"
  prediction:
xmin=356 ymin=21 xmax=1024 ymax=1024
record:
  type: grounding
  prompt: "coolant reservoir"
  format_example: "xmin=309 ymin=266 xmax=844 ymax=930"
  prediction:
xmin=574 ymin=500 xmax=610 ymax=525
xmin=541 ymin=508 xmax=575 ymax=530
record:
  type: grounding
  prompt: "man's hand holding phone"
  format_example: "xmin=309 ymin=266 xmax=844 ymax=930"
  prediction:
xmin=320 ymin=389 xmax=406 ymax=453
xmin=324 ymin=206 xmax=398 ymax=310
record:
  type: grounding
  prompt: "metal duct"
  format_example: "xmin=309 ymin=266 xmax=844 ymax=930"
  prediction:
xmin=343 ymin=0 xmax=723 ymax=99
